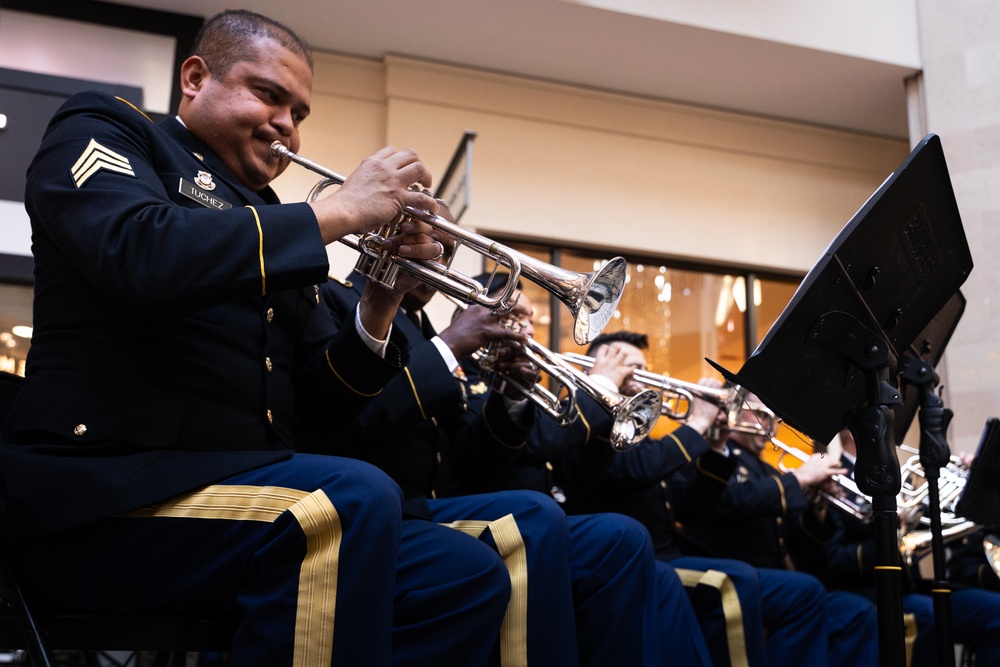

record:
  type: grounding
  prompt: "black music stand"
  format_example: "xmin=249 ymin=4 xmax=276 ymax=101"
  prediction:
xmin=956 ymin=417 xmax=1000 ymax=526
xmin=708 ymin=133 xmax=973 ymax=667
xmin=894 ymin=290 xmax=966 ymax=667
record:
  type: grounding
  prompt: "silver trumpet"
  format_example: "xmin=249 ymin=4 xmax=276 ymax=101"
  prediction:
xmin=270 ymin=142 xmax=626 ymax=344
xmin=521 ymin=340 xmax=663 ymax=450
xmin=473 ymin=335 xmax=580 ymax=428
xmin=770 ymin=438 xmax=874 ymax=522
xmin=557 ymin=353 xmax=774 ymax=439
xmin=469 ymin=319 xmax=662 ymax=449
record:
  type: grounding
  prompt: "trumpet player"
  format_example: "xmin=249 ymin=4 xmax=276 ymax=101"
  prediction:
xmin=444 ymin=277 xmax=715 ymax=666
xmin=677 ymin=389 xmax=878 ymax=667
xmin=318 ymin=251 xmax=691 ymax=666
xmin=0 ymin=9 xmax=510 ymax=667
xmin=451 ymin=324 xmax=840 ymax=667
xmin=795 ymin=430 xmax=1000 ymax=667
xmin=548 ymin=332 xmax=868 ymax=667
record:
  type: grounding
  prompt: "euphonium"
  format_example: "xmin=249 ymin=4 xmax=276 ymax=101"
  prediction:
xmin=896 ymin=444 xmax=979 ymax=564
xmin=270 ymin=142 xmax=626 ymax=344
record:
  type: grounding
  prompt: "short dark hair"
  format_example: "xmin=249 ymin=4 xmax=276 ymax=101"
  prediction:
xmin=586 ymin=331 xmax=648 ymax=356
xmin=191 ymin=10 xmax=313 ymax=78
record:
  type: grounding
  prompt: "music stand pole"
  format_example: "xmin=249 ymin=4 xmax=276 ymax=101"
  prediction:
xmin=845 ymin=366 xmax=907 ymax=667
xmin=899 ymin=357 xmax=956 ymax=667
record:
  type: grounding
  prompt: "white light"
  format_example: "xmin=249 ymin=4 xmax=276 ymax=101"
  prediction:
xmin=0 ymin=114 xmax=7 ymax=130
xmin=11 ymin=326 xmax=32 ymax=339
xmin=732 ymin=276 xmax=747 ymax=313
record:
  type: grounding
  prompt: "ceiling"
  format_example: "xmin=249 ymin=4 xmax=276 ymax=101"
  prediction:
xmin=114 ymin=0 xmax=919 ymax=139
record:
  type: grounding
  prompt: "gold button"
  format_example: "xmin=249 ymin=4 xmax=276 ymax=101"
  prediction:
xmin=660 ymin=480 xmax=667 ymax=488
xmin=73 ymin=424 xmax=87 ymax=436
xmin=776 ymin=517 xmax=783 ymax=525
xmin=266 ymin=307 xmax=274 ymax=323
xmin=545 ymin=461 xmax=554 ymax=471
xmin=266 ymin=409 xmax=273 ymax=424
xmin=265 ymin=357 xmax=273 ymax=372
xmin=664 ymin=501 xmax=671 ymax=510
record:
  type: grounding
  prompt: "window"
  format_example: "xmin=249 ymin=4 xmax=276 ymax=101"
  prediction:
xmin=488 ymin=243 xmax=802 ymax=378
xmin=484 ymin=241 xmax=804 ymax=443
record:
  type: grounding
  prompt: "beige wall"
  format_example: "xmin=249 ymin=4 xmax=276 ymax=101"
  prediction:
xmin=914 ymin=0 xmax=1000 ymax=454
xmin=272 ymin=51 xmax=909 ymax=337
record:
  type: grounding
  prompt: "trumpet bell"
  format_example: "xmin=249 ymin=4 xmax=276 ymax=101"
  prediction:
xmin=610 ymin=388 xmax=664 ymax=451
xmin=570 ymin=257 xmax=627 ymax=346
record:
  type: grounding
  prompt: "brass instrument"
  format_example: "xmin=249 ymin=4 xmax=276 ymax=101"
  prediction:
xmin=896 ymin=444 xmax=978 ymax=564
xmin=472 ymin=333 xmax=580 ymax=428
xmin=558 ymin=353 xmax=774 ymax=438
xmin=476 ymin=333 xmax=662 ymax=450
xmin=770 ymin=438 xmax=874 ymax=521
xmin=271 ymin=142 xmax=626 ymax=344
xmin=984 ymin=534 xmax=1000 ymax=578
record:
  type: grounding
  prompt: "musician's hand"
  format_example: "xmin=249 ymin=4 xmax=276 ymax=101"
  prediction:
xmin=310 ymin=146 xmax=439 ymax=244
xmin=495 ymin=343 xmax=540 ymax=398
xmin=685 ymin=377 xmax=725 ymax=436
xmin=958 ymin=451 xmax=975 ymax=468
xmin=357 ymin=218 xmax=443 ymax=300
xmin=791 ymin=453 xmax=847 ymax=489
xmin=589 ymin=343 xmax=635 ymax=393
xmin=439 ymin=305 xmax=525 ymax=360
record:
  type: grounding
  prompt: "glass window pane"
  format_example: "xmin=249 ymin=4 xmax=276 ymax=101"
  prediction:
xmin=556 ymin=251 xmax=744 ymax=384
xmin=754 ymin=276 xmax=800 ymax=348
xmin=0 ymin=284 xmax=33 ymax=377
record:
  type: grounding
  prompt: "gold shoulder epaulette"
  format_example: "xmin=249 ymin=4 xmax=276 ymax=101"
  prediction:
xmin=114 ymin=96 xmax=153 ymax=123
xmin=326 ymin=275 xmax=353 ymax=288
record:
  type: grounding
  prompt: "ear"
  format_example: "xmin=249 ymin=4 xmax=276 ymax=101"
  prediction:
xmin=179 ymin=55 xmax=210 ymax=100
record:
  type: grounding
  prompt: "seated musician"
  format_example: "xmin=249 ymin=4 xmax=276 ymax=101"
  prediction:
xmin=795 ymin=429 xmax=1000 ymax=667
xmin=0 ymin=9 xmax=511 ymax=665
xmin=676 ymin=387 xmax=878 ymax=667
xmin=316 ymin=245 xmax=687 ymax=666
xmin=448 ymin=313 xmax=845 ymax=666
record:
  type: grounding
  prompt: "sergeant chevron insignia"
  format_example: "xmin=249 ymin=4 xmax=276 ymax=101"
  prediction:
xmin=71 ymin=138 xmax=136 ymax=188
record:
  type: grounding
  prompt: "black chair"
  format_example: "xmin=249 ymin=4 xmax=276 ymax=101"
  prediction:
xmin=0 ymin=372 xmax=236 ymax=666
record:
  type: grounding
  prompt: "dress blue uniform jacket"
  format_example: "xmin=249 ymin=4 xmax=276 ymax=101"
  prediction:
xmin=449 ymin=376 xmax=717 ymax=560
xmin=678 ymin=439 xmax=835 ymax=569
xmin=445 ymin=374 xmax=616 ymax=500
xmin=0 ymin=92 xmax=404 ymax=538
xmin=317 ymin=272 xmax=530 ymax=515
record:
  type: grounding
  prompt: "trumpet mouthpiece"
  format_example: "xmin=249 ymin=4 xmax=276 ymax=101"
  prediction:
xmin=270 ymin=141 xmax=289 ymax=159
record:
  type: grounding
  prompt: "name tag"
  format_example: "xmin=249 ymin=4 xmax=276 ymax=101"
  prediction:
xmin=179 ymin=178 xmax=232 ymax=210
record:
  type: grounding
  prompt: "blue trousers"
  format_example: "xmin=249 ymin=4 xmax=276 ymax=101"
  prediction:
xmin=905 ymin=588 xmax=1000 ymax=667
xmin=824 ymin=590 xmax=878 ymax=667
xmin=12 ymin=454 xmax=511 ymax=666
xmin=669 ymin=556 xmax=852 ymax=667
xmin=432 ymin=492 xmax=695 ymax=666
xmin=653 ymin=562 xmax=714 ymax=667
